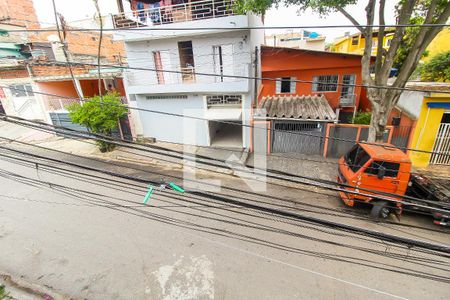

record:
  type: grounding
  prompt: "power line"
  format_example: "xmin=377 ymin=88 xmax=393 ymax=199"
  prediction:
xmin=2 ymin=133 xmax=448 ymax=240
xmin=32 ymin=60 xmax=450 ymax=94
xmin=5 ymin=23 xmax=450 ymax=33
xmin=2 ymin=161 xmax=448 ymax=280
xmin=1 ymin=85 xmax=449 ymax=159
xmin=1 ymin=116 xmax=449 ymax=214
xmin=0 ymin=142 xmax=449 ymax=255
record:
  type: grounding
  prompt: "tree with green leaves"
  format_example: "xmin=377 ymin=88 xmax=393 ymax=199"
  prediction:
xmin=419 ymin=51 xmax=450 ymax=81
xmin=352 ymin=111 xmax=372 ymax=124
xmin=235 ymin=0 xmax=450 ymax=142
xmin=67 ymin=92 xmax=127 ymax=152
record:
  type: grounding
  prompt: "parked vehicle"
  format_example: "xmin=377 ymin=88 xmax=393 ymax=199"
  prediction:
xmin=338 ymin=143 xmax=449 ymax=226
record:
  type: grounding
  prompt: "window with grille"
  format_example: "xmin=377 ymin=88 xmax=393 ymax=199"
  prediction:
xmin=312 ymin=75 xmax=338 ymax=92
xmin=276 ymin=77 xmax=296 ymax=94
xmin=206 ymin=95 xmax=242 ymax=107
xmin=10 ymin=84 xmax=34 ymax=97
xmin=340 ymin=74 xmax=356 ymax=106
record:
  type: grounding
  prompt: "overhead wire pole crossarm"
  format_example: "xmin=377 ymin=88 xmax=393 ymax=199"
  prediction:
xmin=0 ymin=143 xmax=449 ymax=255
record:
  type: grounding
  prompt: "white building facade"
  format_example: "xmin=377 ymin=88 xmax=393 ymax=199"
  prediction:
xmin=113 ymin=1 xmax=264 ymax=149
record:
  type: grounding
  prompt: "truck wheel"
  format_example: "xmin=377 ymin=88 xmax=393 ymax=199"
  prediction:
xmin=370 ymin=201 xmax=390 ymax=219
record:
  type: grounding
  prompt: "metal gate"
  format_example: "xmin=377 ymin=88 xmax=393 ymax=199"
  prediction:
xmin=272 ymin=121 xmax=325 ymax=154
xmin=49 ymin=112 xmax=88 ymax=133
xmin=430 ymin=123 xmax=450 ymax=165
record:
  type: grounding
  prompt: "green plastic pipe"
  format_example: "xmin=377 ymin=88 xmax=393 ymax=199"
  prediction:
xmin=169 ymin=182 xmax=185 ymax=193
xmin=143 ymin=185 xmax=154 ymax=204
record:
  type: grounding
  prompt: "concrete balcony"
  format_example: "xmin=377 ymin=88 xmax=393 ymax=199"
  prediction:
xmin=113 ymin=1 xmax=251 ymax=42
xmin=113 ymin=0 xmax=235 ymax=29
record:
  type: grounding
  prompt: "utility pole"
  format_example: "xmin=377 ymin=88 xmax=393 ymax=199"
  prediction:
xmin=51 ymin=0 xmax=83 ymax=100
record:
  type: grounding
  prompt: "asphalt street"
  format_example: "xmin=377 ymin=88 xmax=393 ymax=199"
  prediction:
xmin=0 ymin=142 xmax=449 ymax=299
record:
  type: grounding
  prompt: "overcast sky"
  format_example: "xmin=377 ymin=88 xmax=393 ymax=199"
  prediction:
xmin=32 ymin=0 xmax=398 ymax=41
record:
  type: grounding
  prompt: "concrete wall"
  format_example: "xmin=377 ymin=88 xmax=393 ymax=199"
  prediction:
xmin=396 ymin=91 xmax=425 ymax=120
xmin=125 ymin=31 xmax=252 ymax=90
xmin=123 ymin=13 xmax=263 ymax=149
xmin=0 ymin=76 xmax=45 ymax=120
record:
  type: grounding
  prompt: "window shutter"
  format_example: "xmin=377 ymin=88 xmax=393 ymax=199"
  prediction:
xmin=312 ymin=76 xmax=318 ymax=92
xmin=290 ymin=77 xmax=296 ymax=94
xmin=276 ymin=78 xmax=281 ymax=94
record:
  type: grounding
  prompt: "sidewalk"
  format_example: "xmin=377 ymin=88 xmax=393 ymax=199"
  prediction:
xmin=0 ymin=121 xmax=338 ymax=182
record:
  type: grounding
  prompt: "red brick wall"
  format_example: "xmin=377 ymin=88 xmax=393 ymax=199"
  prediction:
xmin=0 ymin=69 xmax=29 ymax=79
xmin=30 ymin=65 xmax=93 ymax=77
xmin=0 ymin=0 xmax=40 ymax=29
xmin=33 ymin=31 xmax=126 ymax=64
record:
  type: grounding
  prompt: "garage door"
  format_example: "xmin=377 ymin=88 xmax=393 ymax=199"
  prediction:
xmin=49 ymin=112 xmax=88 ymax=134
xmin=272 ymin=121 xmax=325 ymax=155
xmin=49 ymin=112 xmax=133 ymax=141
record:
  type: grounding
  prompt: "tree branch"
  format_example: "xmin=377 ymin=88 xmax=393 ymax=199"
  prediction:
xmin=361 ymin=0 xmax=376 ymax=88
xmin=394 ymin=1 xmax=450 ymax=88
xmin=374 ymin=0 xmax=386 ymax=84
xmin=379 ymin=0 xmax=416 ymax=80
xmin=336 ymin=7 xmax=364 ymax=33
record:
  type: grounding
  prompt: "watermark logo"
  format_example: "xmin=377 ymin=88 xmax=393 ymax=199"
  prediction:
xmin=182 ymin=108 xmax=268 ymax=192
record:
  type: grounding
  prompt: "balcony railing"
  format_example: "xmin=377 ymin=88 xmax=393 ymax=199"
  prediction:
xmin=207 ymin=94 xmax=242 ymax=107
xmin=113 ymin=0 xmax=235 ymax=29
xmin=125 ymin=63 xmax=249 ymax=87
xmin=43 ymin=97 xmax=81 ymax=112
xmin=339 ymin=94 xmax=356 ymax=107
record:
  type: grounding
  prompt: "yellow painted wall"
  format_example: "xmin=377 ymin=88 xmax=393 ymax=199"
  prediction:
xmin=331 ymin=34 xmax=392 ymax=55
xmin=422 ymin=28 xmax=450 ymax=62
xmin=409 ymin=95 xmax=450 ymax=167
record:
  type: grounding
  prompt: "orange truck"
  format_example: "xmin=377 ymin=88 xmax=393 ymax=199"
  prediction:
xmin=338 ymin=143 xmax=449 ymax=226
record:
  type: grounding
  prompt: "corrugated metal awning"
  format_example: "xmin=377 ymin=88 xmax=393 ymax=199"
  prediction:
xmin=256 ymin=95 xmax=336 ymax=121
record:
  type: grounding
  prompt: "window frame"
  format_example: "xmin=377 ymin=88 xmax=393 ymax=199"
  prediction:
xmin=345 ymin=145 xmax=371 ymax=173
xmin=10 ymin=84 xmax=34 ymax=97
xmin=276 ymin=77 xmax=296 ymax=94
xmin=364 ymin=161 xmax=400 ymax=178
xmin=312 ymin=75 xmax=339 ymax=93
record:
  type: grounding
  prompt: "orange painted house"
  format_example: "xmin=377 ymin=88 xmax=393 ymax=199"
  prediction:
xmin=259 ymin=46 xmax=370 ymax=122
